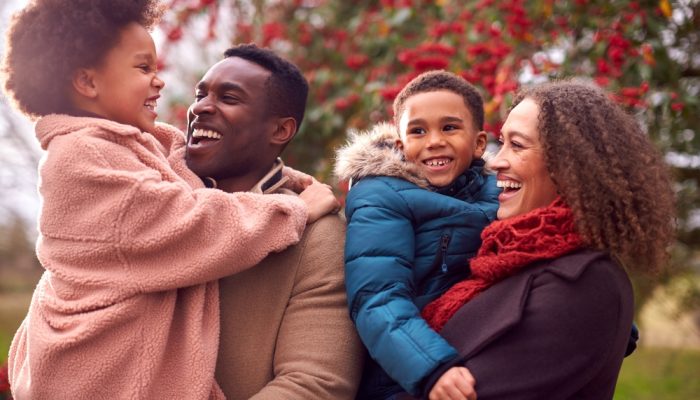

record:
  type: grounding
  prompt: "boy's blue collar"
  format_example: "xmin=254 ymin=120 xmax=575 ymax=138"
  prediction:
xmin=431 ymin=158 xmax=486 ymax=198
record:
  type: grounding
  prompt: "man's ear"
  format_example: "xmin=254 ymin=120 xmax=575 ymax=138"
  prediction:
xmin=71 ymin=68 xmax=98 ymax=99
xmin=270 ymin=117 xmax=297 ymax=146
xmin=474 ymin=130 xmax=488 ymax=158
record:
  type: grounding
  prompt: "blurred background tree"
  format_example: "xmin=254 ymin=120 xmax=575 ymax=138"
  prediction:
xmin=1 ymin=0 xmax=699 ymax=396
xmin=158 ymin=0 xmax=699 ymax=288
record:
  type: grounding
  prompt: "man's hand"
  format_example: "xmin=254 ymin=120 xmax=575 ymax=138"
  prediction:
xmin=428 ymin=367 xmax=477 ymax=400
xmin=298 ymin=180 xmax=340 ymax=224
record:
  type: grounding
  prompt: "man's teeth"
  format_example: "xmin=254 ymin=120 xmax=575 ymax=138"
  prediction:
xmin=497 ymin=180 xmax=523 ymax=189
xmin=192 ymin=129 xmax=223 ymax=140
xmin=425 ymin=159 xmax=451 ymax=167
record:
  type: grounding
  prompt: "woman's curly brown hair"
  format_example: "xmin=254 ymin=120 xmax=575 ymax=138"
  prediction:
xmin=2 ymin=0 xmax=163 ymax=119
xmin=512 ymin=80 xmax=675 ymax=273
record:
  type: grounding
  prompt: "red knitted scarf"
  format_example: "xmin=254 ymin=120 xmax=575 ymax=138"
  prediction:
xmin=422 ymin=197 xmax=583 ymax=332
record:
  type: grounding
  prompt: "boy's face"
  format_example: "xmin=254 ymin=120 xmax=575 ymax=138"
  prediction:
xmin=87 ymin=23 xmax=164 ymax=132
xmin=397 ymin=90 xmax=487 ymax=188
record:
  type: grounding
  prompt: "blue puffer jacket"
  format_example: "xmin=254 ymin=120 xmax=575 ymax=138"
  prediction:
xmin=334 ymin=123 xmax=499 ymax=399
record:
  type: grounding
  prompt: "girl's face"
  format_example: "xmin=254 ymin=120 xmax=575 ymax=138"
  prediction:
xmin=88 ymin=22 xmax=164 ymax=132
xmin=491 ymin=98 xmax=558 ymax=219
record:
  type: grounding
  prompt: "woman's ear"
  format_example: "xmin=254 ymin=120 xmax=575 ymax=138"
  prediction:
xmin=270 ymin=117 xmax=297 ymax=146
xmin=71 ymin=68 xmax=98 ymax=99
xmin=473 ymin=130 xmax=488 ymax=158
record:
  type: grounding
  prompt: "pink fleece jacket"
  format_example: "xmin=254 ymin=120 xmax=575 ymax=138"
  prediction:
xmin=8 ymin=115 xmax=307 ymax=399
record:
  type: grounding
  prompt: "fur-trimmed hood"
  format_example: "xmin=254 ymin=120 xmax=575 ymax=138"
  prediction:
xmin=334 ymin=122 xmax=430 ymax=188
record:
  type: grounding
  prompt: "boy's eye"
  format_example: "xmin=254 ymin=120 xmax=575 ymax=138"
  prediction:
xmin=443 ymin=124 xmax=458 ymax=131
xmin=408 ymin=127 xmax=425 ymax=135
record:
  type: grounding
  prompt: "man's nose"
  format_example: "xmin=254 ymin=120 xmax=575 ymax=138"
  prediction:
xmin=191 ymin=96 xmax=214 ymax=115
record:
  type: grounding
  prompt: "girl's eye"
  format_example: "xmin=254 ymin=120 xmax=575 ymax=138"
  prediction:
xmin=138 ymin=64 xmax=152 ymax=73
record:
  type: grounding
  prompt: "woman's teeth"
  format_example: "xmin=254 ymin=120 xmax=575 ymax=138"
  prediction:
xmin=497 ymin=180 xmax=522 ymax=189
xmin=192 ymin=129 xmax=222 ymax=140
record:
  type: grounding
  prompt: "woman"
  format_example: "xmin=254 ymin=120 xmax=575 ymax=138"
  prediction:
xmin=418 ymin=81 xmax=675 ymax=400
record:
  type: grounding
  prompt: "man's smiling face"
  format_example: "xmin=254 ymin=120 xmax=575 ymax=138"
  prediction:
xmin=185 ymin=57 xmax=278 ymax=190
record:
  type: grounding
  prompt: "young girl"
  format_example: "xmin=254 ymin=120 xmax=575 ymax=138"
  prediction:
xmin=2 ymin=1 xmax=336 ymax=398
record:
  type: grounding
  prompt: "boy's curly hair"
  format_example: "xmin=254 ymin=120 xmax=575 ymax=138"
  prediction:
xmin=513 ymin=80 xmax=675 ymax=273
xmin=393 ymin=70 xmax=484 ymax=132
xmin=2 ymin=0 xmax=163 ymax=118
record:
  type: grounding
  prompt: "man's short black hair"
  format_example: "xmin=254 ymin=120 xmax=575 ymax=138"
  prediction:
xmin=224 ymin=44 xmax=308 ymax=133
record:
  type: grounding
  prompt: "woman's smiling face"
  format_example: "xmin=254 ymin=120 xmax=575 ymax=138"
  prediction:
xmin=491 ymin=98 xmax=558 ymax=220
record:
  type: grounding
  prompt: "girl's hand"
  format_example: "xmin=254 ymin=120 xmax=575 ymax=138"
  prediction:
xmin=428 ymin=367 xmax=477 ymax=400
xmin=298 ymin=180 xmax=340 ymax=224
xmin=282 ymin=166 xmax=313 ymax=193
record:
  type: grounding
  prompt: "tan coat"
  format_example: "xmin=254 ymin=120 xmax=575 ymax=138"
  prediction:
xmin=216 ymin=163 xmax=364 ymax=400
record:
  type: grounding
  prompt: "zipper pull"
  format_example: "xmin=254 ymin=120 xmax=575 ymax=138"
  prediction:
xmin=440 ymin=234 xmax=450 ymax=273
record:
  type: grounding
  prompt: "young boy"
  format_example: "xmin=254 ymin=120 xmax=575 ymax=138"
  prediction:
xmin=335 ymin=70 xmax=499 ymax=399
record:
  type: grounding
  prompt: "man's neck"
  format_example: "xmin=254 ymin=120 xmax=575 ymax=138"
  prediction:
xmin=210 ymin=158 xmax=286 ymax=194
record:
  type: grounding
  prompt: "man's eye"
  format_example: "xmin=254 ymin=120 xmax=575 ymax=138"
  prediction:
xmin=194 ymin=93 xmax=206 ymax=101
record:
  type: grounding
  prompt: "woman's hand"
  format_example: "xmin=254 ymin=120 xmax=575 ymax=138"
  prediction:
xmin=298 ymin=180 xmax=340 ymax=224
xmin=428 ymin=367 xmax=477 ymax=400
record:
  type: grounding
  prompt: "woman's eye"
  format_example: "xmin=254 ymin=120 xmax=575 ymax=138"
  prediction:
xmin=512 ymin=141 xmax=524 ymax=149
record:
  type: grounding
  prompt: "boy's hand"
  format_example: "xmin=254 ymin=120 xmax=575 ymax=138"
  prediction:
xmin=428 ymin=367 xmax=477 ymax=400
xmin=282 ymin=166 xmax=314 ymax=193
xmin=298 ymin=180 xmax=340 ymax=224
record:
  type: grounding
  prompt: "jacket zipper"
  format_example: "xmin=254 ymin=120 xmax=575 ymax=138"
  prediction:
xmin=440 ymin=234 xmax=451 ymax=273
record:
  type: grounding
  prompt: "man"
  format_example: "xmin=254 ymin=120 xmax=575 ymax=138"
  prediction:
xmin=185 ymin=44 xmax=364 ymax=399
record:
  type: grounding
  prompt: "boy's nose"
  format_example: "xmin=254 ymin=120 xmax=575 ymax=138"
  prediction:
xmin=426 ymin=130 xmax=445 ymax=147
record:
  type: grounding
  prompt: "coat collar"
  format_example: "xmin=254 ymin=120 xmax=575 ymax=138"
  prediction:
xmin=203 ymin=158 xmax=289 ymax=195
xmin=439 ymin=249 xmax=609 ymax=359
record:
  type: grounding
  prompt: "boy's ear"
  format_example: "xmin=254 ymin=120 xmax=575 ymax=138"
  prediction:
xmin=71 ymin=68 xmax=98 ymax=99
xmin=395 ymin=138 xmax=404 ymax=151
xmin=270 ymin=117 xmax=297 ymax=146
xmin=474 ymin=130 xmax=488 ymax=158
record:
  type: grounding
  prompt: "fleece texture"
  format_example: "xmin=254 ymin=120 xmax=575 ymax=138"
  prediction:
xmin=8 ymin=115 xmax=307 ymax=399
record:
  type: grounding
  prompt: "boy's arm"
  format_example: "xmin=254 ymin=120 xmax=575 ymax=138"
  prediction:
xmin=249 ymin=215 xmax=364 ymax=400
xmin=344 ymin=179 xmax=459 ymax=396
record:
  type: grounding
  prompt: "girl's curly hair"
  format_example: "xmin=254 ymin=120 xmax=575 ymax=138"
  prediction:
xmin=2 ymin=0 xmax=163 ymax=119
xmin=512 ymin=80 xmax=675 ymax=273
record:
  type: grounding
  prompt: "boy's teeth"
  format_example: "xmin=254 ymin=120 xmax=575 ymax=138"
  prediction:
xmin=496 ymin=180 xmax=523 ymax=189
xmin=192 ymin=129 xmax=223 ymax=140
xmin=425 ymin=158 xmax=451 ymax=166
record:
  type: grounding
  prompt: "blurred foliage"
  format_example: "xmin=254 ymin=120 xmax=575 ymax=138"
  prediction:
xmin=159 ymin=0 xmax=699 ymax=249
